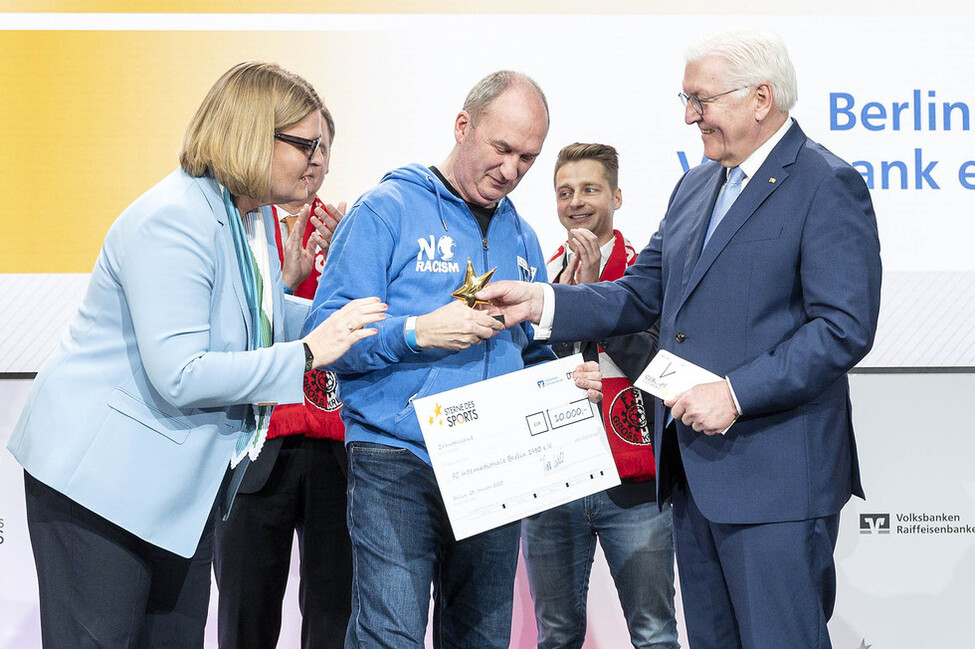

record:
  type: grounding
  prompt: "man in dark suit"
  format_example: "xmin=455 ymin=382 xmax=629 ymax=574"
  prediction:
xmin=478 ymin=28 xmax=882 ymax=649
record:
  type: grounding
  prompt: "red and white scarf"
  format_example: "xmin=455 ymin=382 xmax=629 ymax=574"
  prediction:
xmin=547 ymin=230 xmax=656 ymax=481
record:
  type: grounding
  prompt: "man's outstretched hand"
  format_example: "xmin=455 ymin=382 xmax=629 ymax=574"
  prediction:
xmin=475 ymin=281 xmax=544 ymax=327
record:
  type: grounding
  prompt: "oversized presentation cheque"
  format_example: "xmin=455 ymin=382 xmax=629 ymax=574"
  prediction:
xmin=414 ymin=353 xmax=621 ymax=539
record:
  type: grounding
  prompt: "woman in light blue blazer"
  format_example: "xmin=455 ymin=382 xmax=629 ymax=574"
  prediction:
xmin=6 ymin=62 xmax=386 ymax=648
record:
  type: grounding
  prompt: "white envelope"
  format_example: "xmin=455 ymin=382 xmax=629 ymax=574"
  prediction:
xmin=634 ymin=349 xmax=723 ymax=401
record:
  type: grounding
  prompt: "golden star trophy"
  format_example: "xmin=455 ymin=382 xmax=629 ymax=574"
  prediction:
xmin=451 ymin=258 xmax=505 ymax=325
xmin=451 ymin=258 xmax=496 ymax=307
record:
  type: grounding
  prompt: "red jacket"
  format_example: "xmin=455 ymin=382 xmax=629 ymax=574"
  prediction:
xmin=268 ymin=200 xmax=344 ymax=441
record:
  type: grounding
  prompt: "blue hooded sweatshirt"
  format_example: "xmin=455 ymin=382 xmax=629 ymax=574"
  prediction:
xmin=305 ymin=164 xmax=556 ymax=464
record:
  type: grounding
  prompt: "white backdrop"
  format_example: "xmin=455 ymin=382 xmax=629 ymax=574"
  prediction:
xmin=3 ymin=12 xmax=975 ymax=369
xmin=2 ymin=7 xmax=975 ymax=649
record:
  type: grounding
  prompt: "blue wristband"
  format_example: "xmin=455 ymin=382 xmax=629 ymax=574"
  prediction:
xmin=404 ymin=315 xmax=420 ymax=352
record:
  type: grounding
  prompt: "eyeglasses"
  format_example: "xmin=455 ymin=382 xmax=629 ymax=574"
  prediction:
xmin=274 ymin=132 xmax=322 ymax=162
xmin=678 ymin=86 xmax=749 ymax=116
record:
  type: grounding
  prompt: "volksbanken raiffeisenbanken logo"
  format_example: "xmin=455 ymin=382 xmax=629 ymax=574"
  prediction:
xmin=859 ymin=513 xmax=890 ymax=534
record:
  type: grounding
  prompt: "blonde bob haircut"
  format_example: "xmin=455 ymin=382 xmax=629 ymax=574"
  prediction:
xmin=179 ymin=61 xmax=323 ymax=201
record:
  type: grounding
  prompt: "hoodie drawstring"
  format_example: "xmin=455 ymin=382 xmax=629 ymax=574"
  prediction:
xmin=426 ymin=175 xmax=450 ymax=232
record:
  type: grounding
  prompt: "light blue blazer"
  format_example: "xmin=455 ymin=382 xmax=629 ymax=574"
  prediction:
xmin=8 ymin=169 xmax=308 ymax=558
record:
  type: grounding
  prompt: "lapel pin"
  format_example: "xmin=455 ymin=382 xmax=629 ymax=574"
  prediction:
xmin=769 ymin=178 xmax=777 ymax=183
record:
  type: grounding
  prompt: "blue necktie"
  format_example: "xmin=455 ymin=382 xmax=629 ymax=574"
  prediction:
xmin=702 ymin=166 xmax=745 ymax=250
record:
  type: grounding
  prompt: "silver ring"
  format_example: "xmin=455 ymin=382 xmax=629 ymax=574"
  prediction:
xmin=347 ymin=322 xmax=354 ymax=333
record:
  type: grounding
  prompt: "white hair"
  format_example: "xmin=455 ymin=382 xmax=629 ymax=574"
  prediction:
xmin=686 ymin=28 xmax=798 ymax=111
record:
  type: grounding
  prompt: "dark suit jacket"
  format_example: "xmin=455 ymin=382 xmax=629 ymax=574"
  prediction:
xmin=551 ymin=121 xmax=882 ymax=525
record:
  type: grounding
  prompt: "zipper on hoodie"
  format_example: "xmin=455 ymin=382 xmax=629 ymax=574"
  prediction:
xmin=479 ymin=209 xmax=503 ymax=381
xmin=479 ymin=203 xmax=501 ymax=268
xmin=426 ymin=169 xmax=499 ymax=384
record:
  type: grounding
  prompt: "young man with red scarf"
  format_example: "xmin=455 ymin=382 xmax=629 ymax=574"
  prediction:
xmin=521 ymin=143 xmax=678 ymax=649
xmin=213 ymin=107 xmax=352 ymax=649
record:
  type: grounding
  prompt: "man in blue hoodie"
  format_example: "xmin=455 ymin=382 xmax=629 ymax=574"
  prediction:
xmin=306 ymin=71 xmax=600 ymax=648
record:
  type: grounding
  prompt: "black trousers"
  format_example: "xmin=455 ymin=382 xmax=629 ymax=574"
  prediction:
xmin=214 ymin=436 xmax=352 ymax=649
xmin=24 ymin=471 xmax=213 ymax=649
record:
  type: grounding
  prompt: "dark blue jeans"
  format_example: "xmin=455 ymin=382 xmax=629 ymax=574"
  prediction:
xmin=345 ymin=442 xmax=520 ymax=649
xmin=522 ymin=488 xmax=678 ymax=649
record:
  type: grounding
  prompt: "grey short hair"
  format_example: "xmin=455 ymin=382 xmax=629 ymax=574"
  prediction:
xmin=685 ymin=28 xmax=797 ymax=112
xmin=463 ymin=70 xmax=550 ymax=126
